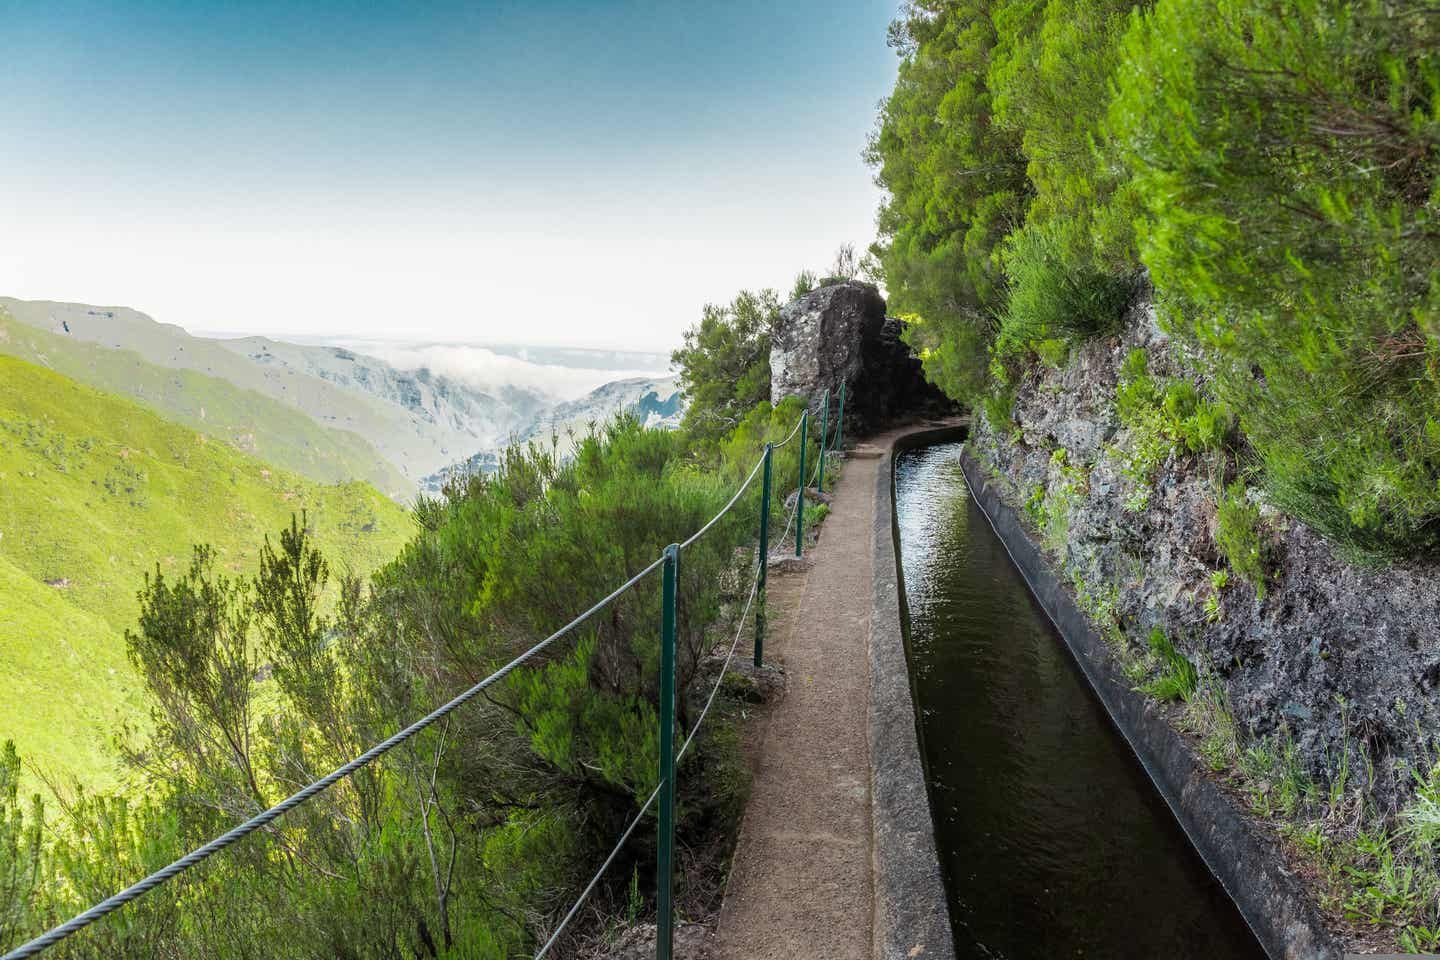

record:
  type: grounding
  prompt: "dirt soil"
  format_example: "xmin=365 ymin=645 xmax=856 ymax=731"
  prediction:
xmin=714 ymin=445 xmax=886 ymax=959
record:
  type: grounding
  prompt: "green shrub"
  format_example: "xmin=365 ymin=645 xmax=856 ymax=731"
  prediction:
xmin=1037 ymin=447 xmax=1087 ymax=554
xmin=1137 ymin=627 xmax=1197 ymax=702
xmin=1033 ymin=338 xmax=1069 ymax=369
xmin=1111 ymin=0 xmax=1440 ymax=559
xmin=1215 ymin=480 xmax=1270 ymax=598
xmin=672 ymin=288 xmax=779 ymax=450
xmin=981 ymin=387 xmax=1015 ymax=432
xmin=988 ymin=0 xmax=1143 ymax=274
xmin=789 ymin=269 xmax=817 ymax=300
xmin=1114 ymin=349 xmax=1232 ymax=499
xmin=867 ymin=1 xmax=1031 ymax=402
xmin=998 ymin=221 xmax=1136 ymax=352
xmin=0 ymin=741 xmax=43 ymax=951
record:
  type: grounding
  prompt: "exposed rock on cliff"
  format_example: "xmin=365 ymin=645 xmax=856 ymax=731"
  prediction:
xmin=770 ymin=281 xmax=950 ymax=434
xmin=969 ymin=302 xmax=1440 ymax=811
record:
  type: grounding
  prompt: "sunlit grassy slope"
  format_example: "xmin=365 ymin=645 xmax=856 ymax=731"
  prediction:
xmin=0 ymin=356 xmax=413 ymax=792
xmin=0 ymin=308 xmax=411 ymax=497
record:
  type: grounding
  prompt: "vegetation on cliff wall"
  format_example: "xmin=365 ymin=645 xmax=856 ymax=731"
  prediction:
xmin=869 ymin=0 xmax=1440 ymax=560
xmin=874 ymin=0 xmax=1440 ymax=947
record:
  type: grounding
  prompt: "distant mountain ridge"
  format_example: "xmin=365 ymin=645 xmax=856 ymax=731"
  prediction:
xmin=421 ymin=375 xmax=684 ymax=493
xmin=214 ymin=335 xmax=547 ymax=454
xmin=0 ymin=297 xmax=680 ymax=501
xmin=0 ymin=309 xmax=412 ymax=494
xmin=0 ymin=298 xmax=551 ymax=493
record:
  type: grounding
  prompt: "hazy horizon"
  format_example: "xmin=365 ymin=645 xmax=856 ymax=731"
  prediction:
xmin=1 ymin=1 xmax=901 ymax=353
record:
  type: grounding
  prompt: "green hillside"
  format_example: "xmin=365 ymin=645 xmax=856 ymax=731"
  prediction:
xmin=0 ymin=356 xmax=412 ymax=791
xmin=0 ymin=308 xmax=411 ymax=498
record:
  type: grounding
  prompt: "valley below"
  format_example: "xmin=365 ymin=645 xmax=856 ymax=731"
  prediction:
xmin=0 ymin=296 xmax=683 ymax=792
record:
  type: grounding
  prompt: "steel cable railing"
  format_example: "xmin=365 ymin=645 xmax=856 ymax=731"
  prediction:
xmin=533 ymin=782 xmax=663 ymax=959
xmin=1 ymin=555 xmax=666 ymax=960
xmin=769 ymin=412 xmax=806 ymax=449
xmin=5 ymin=391 xmax=841 ymax=960
xmin=535 ymin=536 xmax=766 ymax=957
xmin=680 ymin=450 xmax=766 ymax=550
xmin=676 ymin=547 xmax=763 ymax=765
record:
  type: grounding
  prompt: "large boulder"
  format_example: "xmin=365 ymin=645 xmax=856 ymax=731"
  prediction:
xmin=769 ymin=280 xmax=951 ymax=434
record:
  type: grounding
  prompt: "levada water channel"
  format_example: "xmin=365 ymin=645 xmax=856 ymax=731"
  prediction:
xmin=894 ymin=441 xmax=1264 ymax=959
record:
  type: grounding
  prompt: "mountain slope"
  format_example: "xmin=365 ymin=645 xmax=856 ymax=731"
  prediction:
xmin=0 ymin=356 xmax=412 ymax=790
xmin=0 ymin=308 xmax=411 ymax=496
xmin=516 ymin=376 xmax=683 ymax=443
xmin=0 ymin=298 xmax=534 ymax=488
xmin=214 ymin=335 xmax=543 ymax=455
xmin=421 ymin=376 xmax=683 ymax=491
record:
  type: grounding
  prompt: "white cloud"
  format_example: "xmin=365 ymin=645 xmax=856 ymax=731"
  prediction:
xmin=332 ymin=339 xmax=668 ymax=402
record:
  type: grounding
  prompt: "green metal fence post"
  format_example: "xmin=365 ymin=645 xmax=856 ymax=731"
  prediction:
xmin=836 ymin=381 xmax=846 ymax=453
xmin=795 ymin=410 xmax=808 ymax=558
xmin=755 ymin=443 xmax=772 ymax=667
xmin=817 ymin=388 xmax=830 ymax=494
xmin=656 ymin=543 xmax=679 ymax=960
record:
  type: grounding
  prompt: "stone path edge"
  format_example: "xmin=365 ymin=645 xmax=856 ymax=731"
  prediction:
xmin=956 ymin=444 xmax=1342 ymax=960
xmin=868 ymin=424 xmax=966 ymax=960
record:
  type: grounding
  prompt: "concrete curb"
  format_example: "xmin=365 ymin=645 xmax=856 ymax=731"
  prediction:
xmin=867 ymin=424 xmax=965 ymax=960
xmin=956 ymin=446 xmax=1342 ymax=960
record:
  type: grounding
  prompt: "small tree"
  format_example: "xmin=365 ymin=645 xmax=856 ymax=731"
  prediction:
xmin=672 ymin=288 xmax=779 ymax=450
xmin=0 ymin=742 xmax=43 ymax=952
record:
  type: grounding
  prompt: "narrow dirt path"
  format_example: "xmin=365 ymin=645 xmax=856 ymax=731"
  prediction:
xmin=714 ymin=443 xmax=886 ymax=960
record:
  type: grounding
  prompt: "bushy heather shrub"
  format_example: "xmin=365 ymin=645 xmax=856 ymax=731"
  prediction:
xmin=1110 ymin=0 xmax=1440 ymax=558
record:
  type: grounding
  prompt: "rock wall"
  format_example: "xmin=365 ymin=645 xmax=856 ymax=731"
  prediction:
xmin=770 ymin=280 xmax=951 ymax=434
xmin=968 ymin=302 xmax=1440 ymax=808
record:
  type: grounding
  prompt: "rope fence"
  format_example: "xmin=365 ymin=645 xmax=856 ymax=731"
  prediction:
xmin=2 ymin=381 xmax=850 ymax=960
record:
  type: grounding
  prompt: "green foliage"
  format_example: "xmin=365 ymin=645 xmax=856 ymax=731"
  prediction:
xmin=980 ymin=387 xmax=1015 ymax=432
xmin=1032 ymin=338 xmax=1069 ymax=370
xmin=1110 ymin=348 xmax=1234 ymax=513
xmin=1215 ymin=481 xmax=1270 ymax=599
xmin=0 ymin=357 xmax=409 ymax=792
xmin=0 ymin=742 xmax=43 ymax=952
xmin=996 ymin=221 xmax=1135 ymax=355
xmin=988 ymin=0 xmax=1142 ymax=273
xmin=1238 ymin=730 xmax=1314 ymax=819
xmin=789 ymin=270 xmax=817 ymax=301
xmin=1041 ymin=448 xmax=1087 ymax=554
xmin=4 ymin=405 xmax=782 ymax=956
xmin=1178 ymin=673 xmax=1240 ymax=772
xmin=873 ymin=0 xmax=1440 ymax=562
xmin=870 ymin=0 xmax=1143 ymax=404
xmin=0 ymin=310 xmax=410 ymax=496
xmin=1136 ymin=627 xmax=1197 ymax=702
xmin=716 ymin=397 xmax=821 ymax=537
xmin=1110 ymin=0 xmax=1440 ymax=558
xmin=1402 ymin=762 xmax=1440 ymax=850
xmin=672 ymin=289 xmax=778 ymax=450
xmin=868 ymin=2 xmax=1030 ymax=403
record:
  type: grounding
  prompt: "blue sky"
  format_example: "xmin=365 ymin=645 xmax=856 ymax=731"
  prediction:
xmin=0 ymin=1 xmax=900 ymax=350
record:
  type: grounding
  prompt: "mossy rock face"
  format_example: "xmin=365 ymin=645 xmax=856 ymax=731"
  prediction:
xmin=968 ymin=304 xmax=1440 ymax=814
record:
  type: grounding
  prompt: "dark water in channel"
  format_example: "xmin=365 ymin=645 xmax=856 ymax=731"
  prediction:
xmin=893 ymin=443 xmax=1264 ymax=960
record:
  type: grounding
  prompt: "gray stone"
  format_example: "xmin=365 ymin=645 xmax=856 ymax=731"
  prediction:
xmin=969 ymin=298 xmax=1440 ymax=812
xmin=770 ymin=280 xmax=953 ymax=435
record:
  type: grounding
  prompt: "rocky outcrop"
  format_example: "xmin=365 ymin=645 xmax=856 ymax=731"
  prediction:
xmin=969 ymin=301 xmax=1440 ymax=810
xmin=769 ymin=281 xmax=951 ymax=434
